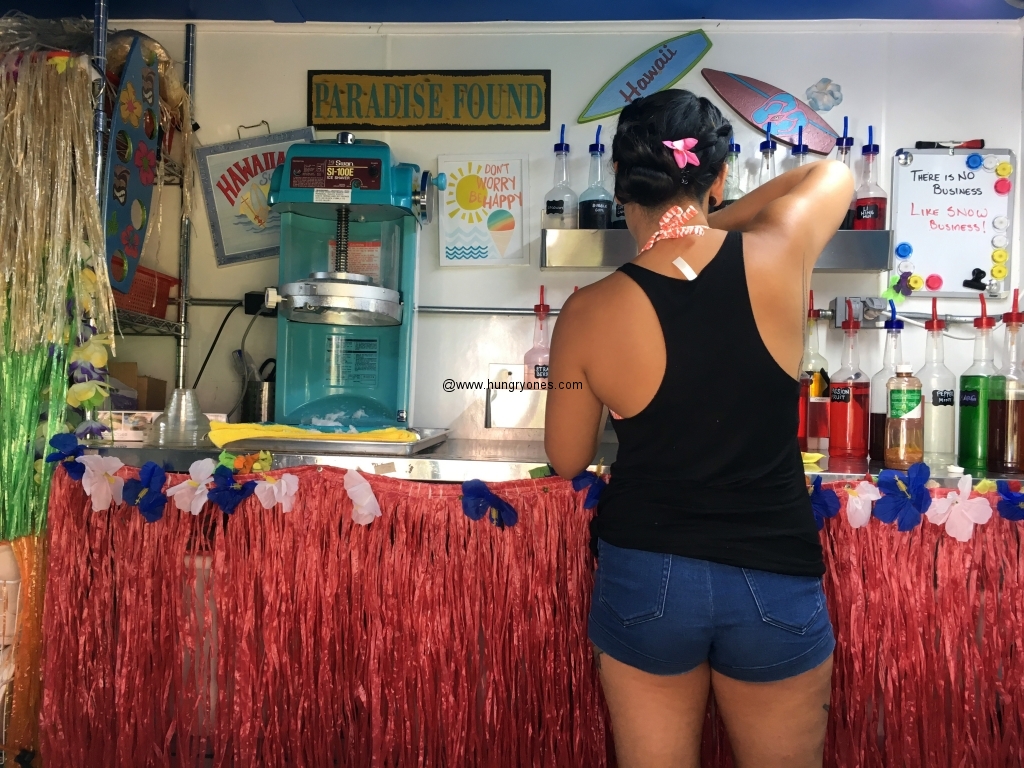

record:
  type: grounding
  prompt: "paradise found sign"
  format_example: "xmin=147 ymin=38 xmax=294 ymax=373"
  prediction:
xmin=307 ymin=71 xmax=550 ymax=131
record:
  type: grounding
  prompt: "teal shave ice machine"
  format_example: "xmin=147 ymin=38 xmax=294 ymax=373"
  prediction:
xmin=266 ymin=132 xmax=445 ymax=427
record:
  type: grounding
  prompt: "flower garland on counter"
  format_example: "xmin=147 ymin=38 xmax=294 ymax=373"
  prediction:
xmin=45 ymin=436 xmax=392 ymax=524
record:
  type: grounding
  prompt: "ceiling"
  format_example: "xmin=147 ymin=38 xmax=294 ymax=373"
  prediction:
xmin=4 ymin=0 xmax=1023 ymax=23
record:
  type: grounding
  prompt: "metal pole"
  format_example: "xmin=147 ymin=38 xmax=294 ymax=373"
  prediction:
xmin=93 ymin=0 xmax=108 ymax=200
xmin=175 ymin=23 xmax=197 ymax=389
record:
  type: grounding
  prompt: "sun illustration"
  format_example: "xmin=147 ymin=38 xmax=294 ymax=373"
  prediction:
xmin=446 ymin=163 xmax=489 ymax=222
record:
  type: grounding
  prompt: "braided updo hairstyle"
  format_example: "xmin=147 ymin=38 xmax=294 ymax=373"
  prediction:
xmin=612 ymin=90 xmax=733 ymax=209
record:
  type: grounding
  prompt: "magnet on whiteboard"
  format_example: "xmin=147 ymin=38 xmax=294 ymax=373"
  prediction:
xmin=895 ymin=242 xmax=913 ymax=259
xmin=993 ymin=216 xmax=1009 ymax=231
xmin=983 ymin=155 xmax=999 ymax=171
xmin=993 ymin=235 xmax=1009 ymax=249
xmin=908 ymin=274 xmax=924 ymax=291
xmin=966 ymin=153 xmax=984 ymax=170
xmin=992 ymin=264 xmax=1008 ymax=280
xmin=992 ymin=249 xmax=1009 ymax=264
xmin=995 ymin=178 xmax=1012 ymax=196
xmin=897 ymin=260 xmax=915 ymax=274
xmin=925 ymin=274 xmax=943 ymax=291
xmin=996 ymin=162 xmax=1014 ymax=178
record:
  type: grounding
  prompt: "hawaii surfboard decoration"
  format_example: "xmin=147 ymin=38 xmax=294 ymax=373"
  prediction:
xmin=578 ymin=31 xmax=712 ymax=123
xmin=701 ymin=69 xmax=838 ymax=155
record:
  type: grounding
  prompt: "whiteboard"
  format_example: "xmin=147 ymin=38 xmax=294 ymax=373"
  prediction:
xmin=891 ymin=148 xmax=1015 ymax=299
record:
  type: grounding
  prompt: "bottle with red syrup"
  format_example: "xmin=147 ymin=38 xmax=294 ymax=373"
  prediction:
xmin=834 ymin=116 xmax=856 ymax=230
xmin=987 ymin=289 xmax=1024 ymax=475
xmin=869 ymin=300 xmax=904 ymax=462
xmin=958 ymin=294 xmax=997 ymax=476
xmin=829 ymin=300 xmax=870 ymax=459
xmin=853 ymin=125 xmax=887 ymax=231
xmin=798 ymin=290 xmax=829 ymax=452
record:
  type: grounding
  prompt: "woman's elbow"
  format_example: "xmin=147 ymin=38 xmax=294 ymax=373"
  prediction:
xmin=545 ymin=440 xmax=590 ymax=479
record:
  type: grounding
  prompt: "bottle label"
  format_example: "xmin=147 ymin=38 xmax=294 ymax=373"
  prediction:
xmin=545 ymin=200 xmax=565 ymax=215
xmin=856 ymin=203 xmax=879 ymax=220
xmin=932 ymin=389 xmax=955 ymax=407
xmin=808 ymin=370 xmax=830 ymax=401
xmin=579 ymin=200 xmax=612 ymax=229
xmin=889 ymin=389 xmax=923 ymax=419
xmin=613 ymin=203 xmax=625 ymax=219
xmin=534 ymin=364 xmax=549 ymax=379
xmin=960 ymin=390 xmax=980 ymax=407
xmin=831 ymin=386 xmax=851 ymax=404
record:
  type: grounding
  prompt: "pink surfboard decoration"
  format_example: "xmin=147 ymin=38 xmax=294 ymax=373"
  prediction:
xmin=701 ymin=68 xmax=839 ymax=155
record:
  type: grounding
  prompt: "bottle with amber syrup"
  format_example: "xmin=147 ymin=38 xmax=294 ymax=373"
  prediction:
xmin=829 ymin=300 xmax=870 ymax=460
xmin=869 ymin=300 xmax=903 ymax=462
xmin=798 ymin=290 xmax=829 ymax=452
xmin=987 ymin=288 xmax=1024 ymax=475
xmin=885 ymin=364 xmax=924 ymax=470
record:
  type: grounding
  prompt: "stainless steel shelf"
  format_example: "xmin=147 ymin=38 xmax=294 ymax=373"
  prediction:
xmin=540 ymin=228 xmax=892 ymax=272
xmin=114 ymin=308 xmax=183 ymax=337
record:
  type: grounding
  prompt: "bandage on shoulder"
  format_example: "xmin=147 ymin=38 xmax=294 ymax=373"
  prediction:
xmin=672 ymin=257 xmax=698 ymax=280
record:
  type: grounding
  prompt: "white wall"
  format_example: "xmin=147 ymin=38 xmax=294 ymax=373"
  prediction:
xmin=114 ymin=19 xmax=1023 ymax=437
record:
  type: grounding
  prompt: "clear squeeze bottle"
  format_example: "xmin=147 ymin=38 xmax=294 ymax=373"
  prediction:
xmin=579 ymin=126 xmax=613 ymax=229
xmin=791 ymin=126 xmax=810 ymax=169
xmin=798 ymin=290 xmax=830 ymax=452
xmin=987 ymin=289 xmax=1024 ymax=475
xmin=869 ymin=300 xmax=904 ymax=462
xmin=541 ymin=124 xmax=578 ymax=230
xmin=524 ymin=286 xmax=551 ymax=386
xmin=835 ymin=117 xmax=856 ymax=230
xmin=722 ymin=136 xmax=743 ymax=207
xmin=853 ymin=125 xmax=887 ymax=231
xmin=917 ymin=298 xmax=957 ymax=469
xmin=757 ymin=123 xmax=777 ymax=188
xmin=829 ymin=300 xmax=870 ymax=459
xmin=885 ymin=364 xmax=924 ymax=470
xmin=958 ymin=294 xmax=997 ymax=476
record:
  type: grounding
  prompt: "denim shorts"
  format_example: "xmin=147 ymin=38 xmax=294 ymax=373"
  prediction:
xmin=588 ymin=539 xmax=835 ymax=682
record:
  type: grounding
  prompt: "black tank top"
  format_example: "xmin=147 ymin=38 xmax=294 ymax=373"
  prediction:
xmin=593 ymin=231 xmax=824 ymax=577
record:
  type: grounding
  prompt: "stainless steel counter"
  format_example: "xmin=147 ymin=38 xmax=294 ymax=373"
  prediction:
xmin=94 ymin=441 xmax=983 ymax=487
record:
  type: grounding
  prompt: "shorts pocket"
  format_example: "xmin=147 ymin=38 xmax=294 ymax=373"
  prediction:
xmin=598 ymin=540 xmax=672 ymax=627
xmin=741 ymin=568 xmax=824 ymax=635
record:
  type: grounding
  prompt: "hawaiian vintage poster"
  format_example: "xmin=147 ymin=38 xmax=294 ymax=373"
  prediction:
xmin=196 ymin=127 xmax=315 ymax=266
xmin=438 ymin=155 xmax=529 ymax=266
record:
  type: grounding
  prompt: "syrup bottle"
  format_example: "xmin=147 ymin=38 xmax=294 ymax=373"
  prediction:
xmin=987 ymin=289 xmax=1024 ymax=475
xmin=524 ymin=286 xmax=551 ymax=386
xmin=829 ymin=300 xmax=870 ymax=459
xmin=869 ymin=300 xmax=903 ymax=462
xmin=958 ymin=294 xmax=997 ymax=476
xmin=853 ymin=125 xmax=887 ymax=231
xmin=541 ymin=125 xmax=578 ymax=230
xmin=722 ymin=135 xmax=743 ymax=207
xmin=798 ymin=290 xmax=829 ymax=452
xmin=791 ymin=126 xmax=810 ymax=169
xmin=917 ymin=298 xmax=957 ymax=470
xmin=579 ymin=125 xmax=613 ymax=229
xmin=835 ymin=116 xmax=856 ymax=230
xmin=885 ymin=364 xmax=924 ymax=470
xmin=756 ymin=123 xmax=777 ymax=188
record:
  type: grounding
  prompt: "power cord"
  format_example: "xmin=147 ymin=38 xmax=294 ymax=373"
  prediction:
xmin=227 ymin=305 xmax=267 ymax=420
xmin=192 ymin=302 xmax=243 ymax=389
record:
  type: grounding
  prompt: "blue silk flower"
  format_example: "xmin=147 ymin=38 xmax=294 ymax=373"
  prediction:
xmin=996 ymin=481 xmax=1024 ymax=522
xmin=572 ymin=471 xmax=607 ymax=510
xmin=208 ymin=465 xmax=257 ymax=514
xmin=874 ymin=463 xmax=932 ymax=531
xmin=45 ymin=433 xmax=85 ymax=481
xmin=809 ymin=475 xmax=841 ymax=530
xmin=124 ymin=461 xmax=168 ymax=523
xmin=461 ymin=479 xmax=518 ymax=528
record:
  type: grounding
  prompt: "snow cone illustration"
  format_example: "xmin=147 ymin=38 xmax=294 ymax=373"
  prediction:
xmin=487 ymin=209 xmax=516 ymax=257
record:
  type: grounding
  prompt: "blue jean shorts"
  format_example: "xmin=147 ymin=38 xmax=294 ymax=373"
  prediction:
xmin=588 ymin=539 xmax=835 ymax=682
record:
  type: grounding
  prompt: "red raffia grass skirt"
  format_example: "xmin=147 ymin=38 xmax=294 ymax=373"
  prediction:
xmin=39 ymin=469 xmax=1024 ymax=767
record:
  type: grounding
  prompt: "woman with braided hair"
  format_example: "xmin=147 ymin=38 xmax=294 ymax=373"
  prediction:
xmin=545 ymin=90 xmax=853 ymax=767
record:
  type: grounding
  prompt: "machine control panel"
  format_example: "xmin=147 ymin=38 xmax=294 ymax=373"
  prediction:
xmin=289 ymin=157 xmax=383 ymax=191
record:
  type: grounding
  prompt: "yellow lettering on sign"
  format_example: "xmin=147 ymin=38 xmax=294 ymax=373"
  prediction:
xmin=308 ymin=71 xmax=550 ymax=130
